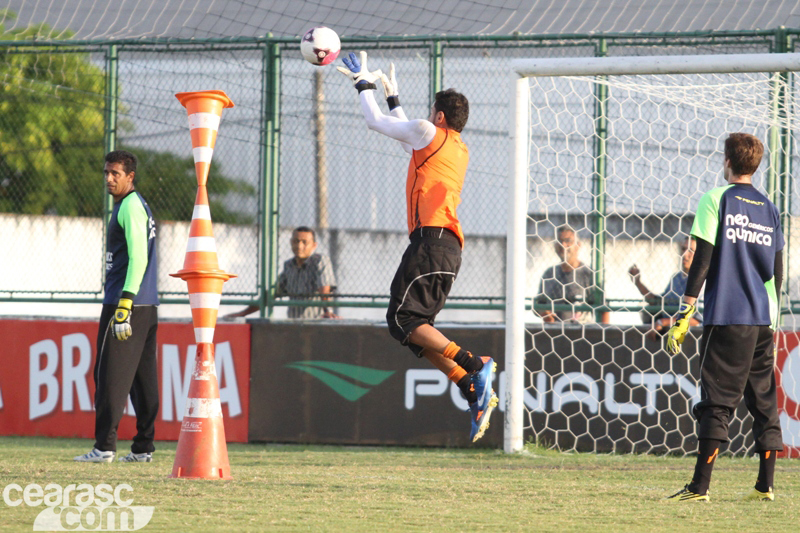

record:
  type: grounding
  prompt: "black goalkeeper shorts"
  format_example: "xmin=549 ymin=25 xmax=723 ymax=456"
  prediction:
xmin=693 ymin=324 xmax=783 ymax=451
xmin=386 ymin=227 xmax=462 ymax=357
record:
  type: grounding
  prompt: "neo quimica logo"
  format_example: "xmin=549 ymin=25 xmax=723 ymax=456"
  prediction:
xmin=3 ymin=482 xmax=154 ymax=531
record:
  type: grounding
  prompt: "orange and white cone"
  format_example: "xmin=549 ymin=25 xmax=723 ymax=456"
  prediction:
xmin=169 ymin=90 xmax=236 ymax=480
xmin=170 ymin=343 xmax=231 ymax=479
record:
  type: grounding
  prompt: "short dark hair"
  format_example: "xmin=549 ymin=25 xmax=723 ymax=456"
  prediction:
xmin=724 ymin=133 xmax=763 ymax=176
xmin=293 ymin=226 xmax=316 ymax=242
xmin=556 ymin=225 xmax=576 ymax=239
xmin=105 ymin=150 xmax=138 ymax=176
xmin=434 ymin=89 xmax=469 ymax=133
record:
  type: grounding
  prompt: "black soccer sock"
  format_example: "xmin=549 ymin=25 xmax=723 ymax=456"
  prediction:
xmin=454 ymin=350 xmax=483 ymax=374
xmin=755 ymin=450 xmax=777 ymax=493
xmin=457 ymin=374 xmax=478 ymax=405
xmin=688 ymin=438 xmax=723 ymax=495
xmin=442 ymin=342 xmax=484 ymax=374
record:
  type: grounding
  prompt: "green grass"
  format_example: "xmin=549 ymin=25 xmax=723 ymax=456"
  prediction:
xmin=0 ymin=437 xmax=798 ymax=532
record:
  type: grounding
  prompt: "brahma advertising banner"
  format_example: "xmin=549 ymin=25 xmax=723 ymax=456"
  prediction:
xmin=0 ymin=319 xmax=250 ymax=442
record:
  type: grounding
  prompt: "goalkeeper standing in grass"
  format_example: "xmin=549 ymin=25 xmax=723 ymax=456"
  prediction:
xmin=74 ymin=150 xmax=159 ymax=463
xmin=667 ymin=133 xmax=784 ymax=501
xmin=338 ymin=52 xmax=497 ymax=442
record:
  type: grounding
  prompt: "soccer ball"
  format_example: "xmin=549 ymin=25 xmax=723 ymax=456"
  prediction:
xmin=300 ymin=26 xmax=341 ymax=66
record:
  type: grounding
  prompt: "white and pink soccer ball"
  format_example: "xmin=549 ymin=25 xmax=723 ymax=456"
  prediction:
xmin=300 ymin=26 xmax=341 ymax=66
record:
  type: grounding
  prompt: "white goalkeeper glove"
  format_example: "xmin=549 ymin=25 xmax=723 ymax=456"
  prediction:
xmin=112 ymin=297 xmax=133 ymax=341
xmin=666 ymin=302 xmax=696 ymax=355
xmin=380 ymin=63 xmax=399 ymax=98
xmin=337 ymin=51 xmax=382 ymax=93
xmin=379 ymin=62 xmax=402 ymax=110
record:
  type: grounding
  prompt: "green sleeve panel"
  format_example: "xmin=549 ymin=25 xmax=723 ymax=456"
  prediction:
xmin=118 ymin=193 xmax=150 ymax=297
xmin=765 ymin=277 xmax=779 ymax=331
xmin=690 ymin=185 xmax=732 ymax=246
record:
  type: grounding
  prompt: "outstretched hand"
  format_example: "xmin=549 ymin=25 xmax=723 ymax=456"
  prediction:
xmin=337 ymin=51 xmax=382 ymax=91
xmin=380 ymin=62 xmax=399 ymax=99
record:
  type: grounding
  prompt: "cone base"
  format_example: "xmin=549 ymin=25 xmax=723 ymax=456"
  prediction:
xmin=169 ymin=470 xmax=232 ymax=480
xmin=169 ymin=418 xmax=232 ymax=480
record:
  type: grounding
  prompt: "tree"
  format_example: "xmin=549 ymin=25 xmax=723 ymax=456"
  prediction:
xmin=0 ymin=13 xmax=254 ymax=223
xmin=0 ymin=16 xmax=107 ymax=216
xmin=132 ymin=147 xmax=255 ymax=224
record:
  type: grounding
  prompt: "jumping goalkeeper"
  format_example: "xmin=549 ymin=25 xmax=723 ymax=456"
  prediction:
xmin=338 ymin=52 xmax=497 ymax=442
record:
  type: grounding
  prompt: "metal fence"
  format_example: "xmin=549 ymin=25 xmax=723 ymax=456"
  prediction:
xmin=1 ymin=30 xmax=798 ymax=316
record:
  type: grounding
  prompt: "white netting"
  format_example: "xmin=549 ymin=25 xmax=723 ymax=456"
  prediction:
xmin=513 ymin=67 xmax=798 ymax=455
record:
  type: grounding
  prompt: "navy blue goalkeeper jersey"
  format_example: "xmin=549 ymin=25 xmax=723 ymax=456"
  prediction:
xmin=103 ymin=190 xmax=159 ymax=305
xmin=690 ymin=183 xmax=783 ymax=329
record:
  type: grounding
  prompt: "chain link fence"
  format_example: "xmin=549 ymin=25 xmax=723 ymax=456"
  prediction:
xmin=1 ymin=31 xmax=798 ymax=320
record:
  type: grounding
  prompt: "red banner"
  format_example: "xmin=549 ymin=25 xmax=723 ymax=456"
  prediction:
xmin=0 ymin=319 xmax=250 ymax=443
xmin=777 ymin=332 xmax=800 ymax=458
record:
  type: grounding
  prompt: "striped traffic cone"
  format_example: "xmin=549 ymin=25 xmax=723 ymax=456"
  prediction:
xmin=169 ymin=90 xmax=236 ymax=480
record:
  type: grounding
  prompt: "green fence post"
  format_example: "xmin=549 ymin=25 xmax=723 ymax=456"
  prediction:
xmin=768 ymin=28 xmax=792 ymax=308
xmin=102 ymin=44 xmax=119 ymax=288
xmin=261 ymin=40 xmax=282 ymax=318
xmin=592 ymin=38 xmax=608 ymax=322
xmin=430 ymin=40 xmax=443 ymax=106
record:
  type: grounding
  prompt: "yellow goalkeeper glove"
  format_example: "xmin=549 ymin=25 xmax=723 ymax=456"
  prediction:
xmin=113 ymin=297 xmax=133 ymax=341
xmin=666 ymin=302 xmax=696 ymax=355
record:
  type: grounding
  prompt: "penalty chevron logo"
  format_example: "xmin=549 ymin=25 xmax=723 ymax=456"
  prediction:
xmin=285 ymin=361 xmax=394 ymax=401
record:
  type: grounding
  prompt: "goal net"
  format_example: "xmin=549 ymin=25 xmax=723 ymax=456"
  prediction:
xmin=505 ymin=53 xmax=800 ymax=456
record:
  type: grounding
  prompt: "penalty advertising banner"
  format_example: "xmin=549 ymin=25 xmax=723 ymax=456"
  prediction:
xmin=248 ymin=323 xmax=800 ymax=454
xmin=0 ymin=319 xmax=250 ymax=442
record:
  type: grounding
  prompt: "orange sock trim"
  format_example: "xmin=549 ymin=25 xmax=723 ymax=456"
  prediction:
xmin=442 ymin=341 xmax=460 ymax=360
xmin=707 ymin=448 xmax=719 ymax=464
xmin=765 ymin=450 xmax=771 ymax=459
xmin=447 ymin=366 xmax=467 ymax=383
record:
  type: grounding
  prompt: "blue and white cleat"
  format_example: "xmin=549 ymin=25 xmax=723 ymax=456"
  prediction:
xmin=469 ymin=357 xmax=499 ymax=442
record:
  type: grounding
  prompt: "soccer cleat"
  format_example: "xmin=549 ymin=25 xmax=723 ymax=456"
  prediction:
xmin=666 ymin=484 xmax=709 ymax=502
xmin=469 ymin=357 xmax=499 ymax=442
xmin=118 ymin=451 xmax=153 ymax=463
xmin=469 ymin=393 xmax=499 ymax=442
xmin=744 ymin=487 xmax=774 ymax=501
xmin=73 ymin=448 xmax=115 ymax=463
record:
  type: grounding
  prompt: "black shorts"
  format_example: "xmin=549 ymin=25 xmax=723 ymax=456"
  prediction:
xmin=386 ymin=227 xmax=462 ymax=357
xmin=693 ymin=324 xmax=783 ymax=451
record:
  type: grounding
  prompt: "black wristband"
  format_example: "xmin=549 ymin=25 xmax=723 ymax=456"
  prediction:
xmin=387 ymin=96 xmax=401 ymax=110
xmin=355 ymin=81 xmax=376 ymax=93
xmin=120 ymin=291 xmax=136 ymax=301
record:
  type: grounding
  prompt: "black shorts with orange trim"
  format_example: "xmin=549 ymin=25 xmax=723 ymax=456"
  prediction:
xmin=693 ymin=324 xmax=782 ymax=451
xmin=386 ymin=227 xmax=462 ymax=357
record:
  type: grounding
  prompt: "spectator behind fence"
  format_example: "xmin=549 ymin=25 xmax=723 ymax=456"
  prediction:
xmin=225 ymin=226 xmax=338 ymax=319
xmin=629 ymin=237 xmax=703 ymax=336
xmin=536 ymin=226 xmax=608 ymax=324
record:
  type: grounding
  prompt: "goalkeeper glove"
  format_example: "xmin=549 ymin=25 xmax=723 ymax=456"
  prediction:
xmin=666 ymin=302 xmax=696 ymax=355
xmin=337 ymin=51 xmax=382 ymax=93
xmin=379 ymin=63 xmax=402 ymax=110
xmin=112 ymin=295 xmax=134 ymax=341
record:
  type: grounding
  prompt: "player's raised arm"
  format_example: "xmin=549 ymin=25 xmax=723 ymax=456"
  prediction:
xmin=379 ymin=63 xmax=414 ymax=154
xmin=339 ymin=51 xmax=434 ymax=151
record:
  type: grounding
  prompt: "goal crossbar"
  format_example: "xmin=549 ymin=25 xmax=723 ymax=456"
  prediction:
xmin=512 ymin=52 xmax=800 ymax=77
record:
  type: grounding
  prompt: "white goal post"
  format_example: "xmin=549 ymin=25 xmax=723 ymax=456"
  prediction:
xmin=505 ymin=52 xmax=800 ymax=454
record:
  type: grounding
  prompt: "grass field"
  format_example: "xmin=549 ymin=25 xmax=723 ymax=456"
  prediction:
xmin=0 ymin=436 xmax=798 ymax=532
